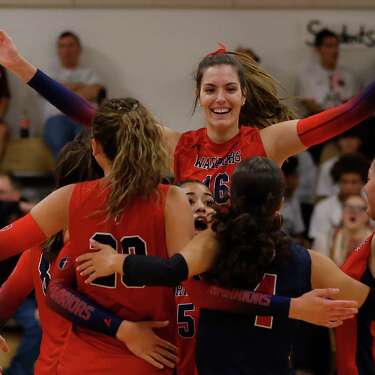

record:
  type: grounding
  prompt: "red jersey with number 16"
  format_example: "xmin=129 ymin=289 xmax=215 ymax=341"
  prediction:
xmin=174 ymin=127 xmax=266 ymax=204
xmin=57 ymin=180 xmax=177 ymax=375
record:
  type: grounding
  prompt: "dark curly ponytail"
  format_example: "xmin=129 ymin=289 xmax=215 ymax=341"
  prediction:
xmin=210 ymin=157 xmax=291 ymax=290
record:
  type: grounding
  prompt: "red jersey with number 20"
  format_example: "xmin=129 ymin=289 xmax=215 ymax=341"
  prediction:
xmin=174 ymin=127 xmax=266 ymax=204
xmin=56 ymin=180 xmax=177 ymax=375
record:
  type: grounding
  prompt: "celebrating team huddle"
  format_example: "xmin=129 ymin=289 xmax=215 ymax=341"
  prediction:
xmin=0 ymin=29 xmax=375 ymax=374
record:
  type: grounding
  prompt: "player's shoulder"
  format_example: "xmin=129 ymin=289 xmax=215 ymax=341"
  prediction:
xmin=177 ymin=128 xmax=206 ymax=147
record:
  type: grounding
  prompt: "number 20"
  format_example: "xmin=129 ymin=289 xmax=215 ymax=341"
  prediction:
xmin=89 ymin=232 xmax=147 ymax=289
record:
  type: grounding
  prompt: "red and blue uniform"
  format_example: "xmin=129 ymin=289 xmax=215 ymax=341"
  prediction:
xmin=195 ymin=244 xmax=311 ymax=375
xmin=336 ymin=233 xmax=375 ymax=375
xmin=174 ymin=127 xmax=266 ymax=204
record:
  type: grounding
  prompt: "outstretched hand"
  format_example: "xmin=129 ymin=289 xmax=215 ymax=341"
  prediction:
xmin=0 ymin=30 xmax=21 ymax=69
xmin=0 ymin=30 xmax=36 ymax=81
xmin=290 ymin=288 xmax=358 ymax=327
xmin=116 ymin=320 xmax=177 ymax=369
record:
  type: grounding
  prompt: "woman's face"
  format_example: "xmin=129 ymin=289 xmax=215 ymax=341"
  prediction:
xmin=342 ymin=195 xmax=369 ymax=231
xmin=199 ymin=64 xmax=245 ymax=136
xmin=181 ymin=182 xmax=215 ymax=235
xmin=363 ymin=163 xmax=375 ymax=220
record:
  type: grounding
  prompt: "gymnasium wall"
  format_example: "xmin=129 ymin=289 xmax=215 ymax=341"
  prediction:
xmin=0 ymin=7 xmax=374 ymax=135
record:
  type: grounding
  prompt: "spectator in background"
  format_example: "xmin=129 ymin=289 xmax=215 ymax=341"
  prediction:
xmin=0 ymin=65 xmax=10 ymax=162
xmin=316 ymin=128 xmax=364 ymax=199
xmin=309 ymin=153 xmax=370 ymax=257
xmin=296 ymin=28 xmax=360 ymax=163
xmin=329 ymin=194 xmax=372 ymax=266
xmin=43 ymin=31 xmax=104 ymax=159
xmin=281 ymin=156 xmax=305 ymax=241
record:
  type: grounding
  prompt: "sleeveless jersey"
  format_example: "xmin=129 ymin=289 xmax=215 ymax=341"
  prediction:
xmin=175 ymin=284 xmax=199 ymax=375
xmin=174 ymin=127 xmax=266 ymax=204
xmin=336 ymin=232 xmax=375 ymax=375
xmin=57 ymin=180 xmax=177 ymax=375
xmin=195 ymin=244 xmax=311 ymax=375
xmin=33 ymin=247 xmax=71 ymax=375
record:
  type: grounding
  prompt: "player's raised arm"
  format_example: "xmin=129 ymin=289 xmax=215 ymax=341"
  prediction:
xmin=260 ymin=80 xmax=375 ymax=165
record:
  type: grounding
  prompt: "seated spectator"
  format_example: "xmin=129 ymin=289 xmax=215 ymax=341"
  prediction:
xmin=0 ymin=65 xmax=10 ymax=162
xmin=43 ymin=31 xmax=104 ymax=159
xmin=316 ymin=128 xmax=364 ymax=199
xmin=329 ymin=194 xmax=372 ymax=266
xmin=309 ymin=153 xmax=369 ymax=256
xmin=281 ymin=156 xmax=305 ymax=241
xmin=296 ymin=28 xmax=360 ymax=163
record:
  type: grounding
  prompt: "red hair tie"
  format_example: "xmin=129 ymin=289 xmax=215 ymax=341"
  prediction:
xmin=207 ymin=42 xmax=227 ymax=57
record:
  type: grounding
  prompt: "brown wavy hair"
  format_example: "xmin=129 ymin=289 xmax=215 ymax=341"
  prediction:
xmin=194 ymin=51 xmax=295 ymax=128
xmin=92 ymin=98 xmax=170 ymax=220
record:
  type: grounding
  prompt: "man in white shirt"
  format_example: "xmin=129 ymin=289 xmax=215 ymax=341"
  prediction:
xmin=296 ymin=28 xmax=360 ymax=163
xmin=43 ymin=31 xmax=103 ymax=159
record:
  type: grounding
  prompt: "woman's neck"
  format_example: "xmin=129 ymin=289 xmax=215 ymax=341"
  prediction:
xmin=206 ymin=124 xmax=240 ymax=144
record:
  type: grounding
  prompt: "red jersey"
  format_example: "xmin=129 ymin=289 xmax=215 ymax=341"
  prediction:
xmin=336 ymin=232 xmax=375 ymax=375
xmin=56 ymin=179 xmax=177 ymax=375
xmin=0 ymin=247 xmax=70 ymax=375
xmin=175 ymin=285 xmax=199 ymax=375
xmin=174 ymin=127 xmax=266 ymax=204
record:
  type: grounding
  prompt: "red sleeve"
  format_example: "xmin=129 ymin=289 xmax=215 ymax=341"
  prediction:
xmin=0 ymin=214 xmax=47 ymax=261
xmin=0 ymin=249 xmax=34 ymax=326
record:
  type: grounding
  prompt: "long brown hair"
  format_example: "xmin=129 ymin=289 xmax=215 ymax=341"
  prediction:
xmin=194 ymin=51 xmax=295 ymax=128
xmin=92 ymin=98 xmax=170 ymax=219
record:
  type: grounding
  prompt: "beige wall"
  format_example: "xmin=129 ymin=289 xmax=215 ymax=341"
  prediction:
xmin=1 ymin=7 xmax=374 ymax=136
xmin=0 ymin=0 xmax=375 ymax=9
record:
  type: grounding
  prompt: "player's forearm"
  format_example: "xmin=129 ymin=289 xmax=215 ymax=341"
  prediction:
xmin=297 ymin=79 xmax=375 ymax=148
xmin=4 ymin=54 xmax=36 ymax=83
xmin=46 ymin=279 xmax=123 ymax=338
xmin=27 ymin=69 xmax=95 ymax=128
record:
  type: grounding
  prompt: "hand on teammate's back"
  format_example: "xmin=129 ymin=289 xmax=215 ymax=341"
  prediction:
xmin=116 ymin=320 xmax=178 ymax=369
xmin=290 ymin=288 xmax=358 ymax=327
xmin=76 ymin=240 xmax=122 ymax=283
